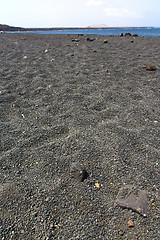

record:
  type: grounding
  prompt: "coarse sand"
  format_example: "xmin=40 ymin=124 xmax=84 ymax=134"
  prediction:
xmin=0 ymin=33 xmax=160 ymax=239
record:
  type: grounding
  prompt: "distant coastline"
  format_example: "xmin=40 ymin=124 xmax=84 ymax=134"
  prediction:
xmin=0 ymin=24 xmax=155 ymax=32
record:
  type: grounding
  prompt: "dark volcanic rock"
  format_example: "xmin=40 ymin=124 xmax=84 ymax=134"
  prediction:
xmin=125 ymin=33 xmax=132 ymax=36
xmin=146 ymin=63 xmax=157 ymax=71
xmin=71 ymin=38 xmax=80 ymax=42
xmin=0 ymin=24 xmax=24 ymax=31
xmin=70 ymin=161 xmax=88 ymax=182
xmin=115 ymin=185 xmax=149 ymax=217
xmin=86 ymin=37 xmax=95 ymax=41
xmin=133 ymin=34 xmax=138 ymax=37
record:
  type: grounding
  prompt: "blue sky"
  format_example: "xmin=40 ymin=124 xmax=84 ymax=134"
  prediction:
xmin=1 ymin=0 xmax=160 ymax=27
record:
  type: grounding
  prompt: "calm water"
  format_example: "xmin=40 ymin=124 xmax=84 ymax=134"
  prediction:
xmin=6 ymin=27 xmax=160 ymax=37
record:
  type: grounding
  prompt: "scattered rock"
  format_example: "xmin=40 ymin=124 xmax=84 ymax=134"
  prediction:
xmin=125 ymin=33 xmax=132 ymax=37
xmin=146 ymin=63 xmax=157 ymax=71
xmin=72 ymin=38 xmax=80 ymax=42
xmin=70 ymin=161 xmax=88 ymax=182
xmin=32 ymin=212 xmax=38 ymax=217
xmin=115 ymin=185 xmax=149 ymax=217
xmin=86 ymin=37 xmax=95 ymax=41
xmin=133 ymin=34 xmax=138 ymax=37
xmin=95 ymin=182 xmax=100 ymax=189
xmin=118 ymin=230 xmax=125 ymax=236
xmin=127 ymin=220 xmax=134 ymax=227
xmin=103 ymin=40 xmax=108 ymax=43
xmin=66 ymin=53 xmax=75 ymax=57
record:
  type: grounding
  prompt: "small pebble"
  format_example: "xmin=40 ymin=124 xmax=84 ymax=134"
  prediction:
xmin=127 ymin=220 xmax=134 ymax=227
xmin=72 ymin=38 xmax=80 ymax=42
xmin=146 ymin=63 xmax=157 ymax=71
xmin=118 ymin=230 xmax=125 ymax=236
xmin=86 ymin=37 xmax=95 ymax=41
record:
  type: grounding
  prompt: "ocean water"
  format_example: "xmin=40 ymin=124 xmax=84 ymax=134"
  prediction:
xmin=6 ymin=27 xmax=160 ymax=37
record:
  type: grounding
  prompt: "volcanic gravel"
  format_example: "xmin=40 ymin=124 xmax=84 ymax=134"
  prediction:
xmin=0 ymin=33 xmax=160 ymax=239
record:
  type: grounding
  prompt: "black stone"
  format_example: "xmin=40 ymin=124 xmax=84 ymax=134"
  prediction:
xmin=86 ymin=37 xmax=95 ymax=41
xmin=70 ymin=161 xmax=88 ymax=182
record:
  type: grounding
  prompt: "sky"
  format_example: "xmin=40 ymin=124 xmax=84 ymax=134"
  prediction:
xmin=0 ymin=0 xmax=160 ymax=28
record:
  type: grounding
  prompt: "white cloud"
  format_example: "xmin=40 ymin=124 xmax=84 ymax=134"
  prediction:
xmin=85 ymin=0 xmax=103 ymax=6
xmin=104 ymin=7 xmax=143 ymax=18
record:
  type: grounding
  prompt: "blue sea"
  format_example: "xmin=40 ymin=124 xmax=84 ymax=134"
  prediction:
xmin=6 ymin=27 xmax=160 ymax=37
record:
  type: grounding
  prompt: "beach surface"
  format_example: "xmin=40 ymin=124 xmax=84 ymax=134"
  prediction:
xmin=0 ymin=33 xmax=159 ymax=239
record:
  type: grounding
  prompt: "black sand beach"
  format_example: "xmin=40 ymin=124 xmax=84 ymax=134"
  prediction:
xmin=0 ymin=33 xmax=159 ymax=239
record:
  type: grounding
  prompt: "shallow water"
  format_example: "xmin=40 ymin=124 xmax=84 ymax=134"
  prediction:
xmin=5 ymin=27 xmax=160 ymax=37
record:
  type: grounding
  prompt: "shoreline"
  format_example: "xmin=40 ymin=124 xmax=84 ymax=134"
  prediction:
xmin=2 ymin=28 xmax=160 ymax=38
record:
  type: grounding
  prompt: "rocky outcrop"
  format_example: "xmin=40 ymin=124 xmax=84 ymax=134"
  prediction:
xmin=0 ymin=24 xmax=24 ymax=31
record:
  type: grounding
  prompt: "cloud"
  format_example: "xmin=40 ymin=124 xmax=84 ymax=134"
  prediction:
xmin=103 ymin=7 xmax=143 ymax=18
xmin=85 ymin=0 xmax=103 ymax=6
